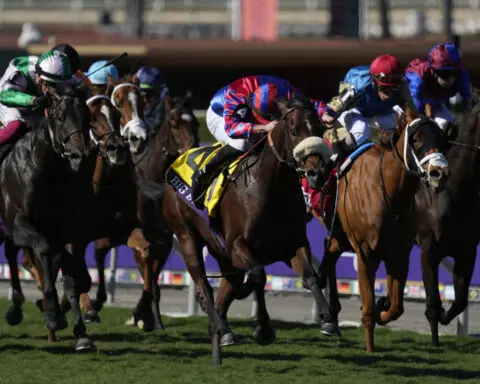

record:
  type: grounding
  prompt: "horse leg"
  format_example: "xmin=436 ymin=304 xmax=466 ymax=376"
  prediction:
xmin=288 ymin=246 xmax=338 ymax=336
xmin=182 ymin=233 xmax=228 ymax=366
xmin=60 ymin=245 xmax=96 ymax=351
xmin=355 ymin=249 xmax=376 ymax=352
xmin=150 ymin=239 xmax=173 ymax=331
xmin=440 ymin=246 xmax=477 ymax=327
xmin=127 ymin=228 xmax=155 ymax=332
xmin=5 ymin=238 xmax=24 ymax=326
xmin=248 ymin=267 xmax=276 ymax=346
xmin=420 ymin=247 xmax=443 ymax=346
xmin=375 ymin=256 xmax=407 ymax=325
xmin=91 ymin=238 xmax=111 ymax=312
xmin=215 ymin=274 xmax=244 ymax=347
xmin=317 ymin=236 xmax=343 ymax=335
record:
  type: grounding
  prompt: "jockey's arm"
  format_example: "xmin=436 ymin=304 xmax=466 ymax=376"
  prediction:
xmin=0 ymin=86 xmax=34 ymax=108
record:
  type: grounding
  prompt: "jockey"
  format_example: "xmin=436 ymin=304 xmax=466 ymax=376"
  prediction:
xmin=404 ymin=43 xmax=472 ymax=133
xmin=52 ymin=43 xmax=93 ymax=95
xmin=136 ymin=66 xmax=169 ymax=130
xmin=191 ymin=74 xmax=335 ymax=207
xmin=0 ymin=50 xmax=73 ymax=147
xmin=322 ymin=54 xmax=409 ymax=157
xmin=86 ymin=59 xmax=120 ymax=96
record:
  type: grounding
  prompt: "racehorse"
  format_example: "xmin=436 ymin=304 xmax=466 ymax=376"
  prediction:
xmin=415 ymin=101 xmax=480 ymax=346
xmin=163 ymin=97 xmax=336 ymax=365
xmin=316 ymin=107 xmax=449 ymax=352
xmin=0 ymin=88 xmax=95 ymax=351
xmin=100 ymin=75 xmax=197 ymax=330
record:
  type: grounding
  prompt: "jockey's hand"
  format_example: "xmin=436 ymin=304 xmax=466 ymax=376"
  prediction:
xmin=321 ymin=113 xmax=335 ymax=128
xmin=31 ymin=96 xmax=51 ymax=110
xmin=254 ymin=120 xmax=278 ymax=133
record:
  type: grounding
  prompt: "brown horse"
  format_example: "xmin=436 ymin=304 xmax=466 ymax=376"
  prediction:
xmin=99 ymin=76 xmax=197 ymax=330
xmin=163 ymin=97 xmax=337 ymax=365
xmin=315 ymin=108 xmax=450 ymax=352
xmin=415 ymin=103 xmax=480 ymax=346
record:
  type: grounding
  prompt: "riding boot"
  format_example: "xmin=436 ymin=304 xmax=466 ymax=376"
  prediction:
xmin=191 ymin=144 xmax=243 ymax=209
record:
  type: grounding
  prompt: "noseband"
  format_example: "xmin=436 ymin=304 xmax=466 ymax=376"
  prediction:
xmin=267 ymin=105 xmax=304 ymax=171
xmin=110 ymin=82 xmax=148 ymax=138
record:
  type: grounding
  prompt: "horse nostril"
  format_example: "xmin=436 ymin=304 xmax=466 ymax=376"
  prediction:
xmin=70 ymin=152 xmax=81 ymax=160
xmin=306 ymin=170 xmax=317 ymax=177
xmin=106 ymin=144 xmax=117 ymax=152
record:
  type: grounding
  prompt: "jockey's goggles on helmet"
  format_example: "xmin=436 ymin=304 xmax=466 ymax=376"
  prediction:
xmin=375 ymin=82 xmax=401 ymax=96
xmin=371 ymin=72 xmax=403 ymax=87
xmin=433 ymin=68 xmax=457 ymax=79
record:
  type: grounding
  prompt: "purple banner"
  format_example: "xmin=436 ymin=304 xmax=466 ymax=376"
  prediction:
xmin=1 ymin=218 xmax=479 ymax=285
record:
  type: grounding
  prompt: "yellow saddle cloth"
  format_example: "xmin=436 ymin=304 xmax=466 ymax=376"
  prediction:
xmin=167 ymin=143 xmax=241 ymax=217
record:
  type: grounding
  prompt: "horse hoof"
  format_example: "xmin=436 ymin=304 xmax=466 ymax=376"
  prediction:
xmin=125 ymin=316 xmax=136 ymax=326
xmin=253 ymin=325 xmax=276 ymax=346
xmin=75 ymin=337 xmax=97 ymax=352
xmin=5 ymin=306 xmax=23 ymax=326
xmin=137 ymin=319 xmax=155 ymax=332
xmin=84 ymin=311 xmax=101 ymax=323
xmin=220 ymin=332 xmax=240 ymax=347
xmin=320 ymin=321 xmax=341 ymax=336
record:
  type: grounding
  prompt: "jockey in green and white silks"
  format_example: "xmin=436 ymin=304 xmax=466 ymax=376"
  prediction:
xmin=0 ymin=50 xmax=73 ymax=146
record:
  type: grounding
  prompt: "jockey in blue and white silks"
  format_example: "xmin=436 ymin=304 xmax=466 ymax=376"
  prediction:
xmin=322 ymin=54 xmax=409 ymax=156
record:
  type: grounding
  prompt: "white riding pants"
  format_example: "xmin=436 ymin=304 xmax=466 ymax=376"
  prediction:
xmin=337 ymin=107 xmax=396 ymax=146
xmin=206 ymin=106 xmax=250 ymax=152
xmin=0 ymin=103 xmax=40 ymax=128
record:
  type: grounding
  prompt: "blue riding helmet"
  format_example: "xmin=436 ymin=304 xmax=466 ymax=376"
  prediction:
xmin=137 ymin=67 xmax=165 ymax=93
xmin=87 ymin=60 xmax=120 ymax=85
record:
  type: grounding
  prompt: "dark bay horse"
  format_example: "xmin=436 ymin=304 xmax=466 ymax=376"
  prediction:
xmin=316 ymin=108 xmax=449 ymax=352
xmin=163 ymin=98 xmax=336 ymax=365
xmin=96 ymin=76 xmax=197 ymax=330
xmin=415 ymin=103 xmax=480 ymax=346
xmin=0 ymin=90 xmax=95 ymax=350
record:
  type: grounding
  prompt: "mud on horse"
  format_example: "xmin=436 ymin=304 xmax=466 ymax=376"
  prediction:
xmin=0 ymin=88 xmax=96 ymax=351
xmin=163 ymin=97 xmax=337 ymax=365
xmin=95 ymin=75 xmax=196 ymax=330
xmin=313 ymin=106 xmax=449 ymax=353
xmin=416 ymin=102 xmax=480 ymax=346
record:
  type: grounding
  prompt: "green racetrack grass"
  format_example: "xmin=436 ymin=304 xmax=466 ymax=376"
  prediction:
xmin=1 ymin=300 xmax=480 ymax=384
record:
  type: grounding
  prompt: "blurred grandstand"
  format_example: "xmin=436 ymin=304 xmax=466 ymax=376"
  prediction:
xmin=0 ymin=0 xmax=479 ymax=40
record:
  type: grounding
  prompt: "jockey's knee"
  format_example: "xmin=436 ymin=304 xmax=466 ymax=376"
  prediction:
xmin=348 ymin=120 xmax=370 ymax=146
xmin=225 ymin=137 xmax=248 ymax=152
xmin=434 ymin=117 xmax=451 ymax=132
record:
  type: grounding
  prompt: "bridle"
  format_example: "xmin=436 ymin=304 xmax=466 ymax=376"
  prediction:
xmin=86 ymin=95 xmax=120 ymax=160
xmin=110 ymin=82 xmax=148 ymax=139
xmin=267 ymin=105 xmax=310 ymax=172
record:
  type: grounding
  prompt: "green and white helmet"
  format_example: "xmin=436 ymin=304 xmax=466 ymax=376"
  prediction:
xmin=35 ymin=50 xmax=72 ymax=83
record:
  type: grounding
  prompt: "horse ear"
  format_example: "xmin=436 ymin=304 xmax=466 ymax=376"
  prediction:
xmin=276 ymin=99 xmax=289 ymax=115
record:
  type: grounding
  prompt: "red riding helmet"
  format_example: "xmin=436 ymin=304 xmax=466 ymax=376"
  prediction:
xmin=370 ymin=54 xmax=403 ymax=87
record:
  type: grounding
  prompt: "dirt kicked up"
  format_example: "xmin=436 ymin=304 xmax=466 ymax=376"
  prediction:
xmin=0 ymin=300 xmax=479 ymax=384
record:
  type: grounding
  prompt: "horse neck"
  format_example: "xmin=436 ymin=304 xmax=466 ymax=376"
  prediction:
xmin=447 ymin=110 xmax=480 ymax=196
xmin=132 ymin=121 xmax=169 ymax=183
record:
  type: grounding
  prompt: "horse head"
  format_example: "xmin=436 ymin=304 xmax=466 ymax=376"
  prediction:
xmin=107 ymin=75 xmax=149 ymax=155
xmin=161 ymin=94 xmax=198 ymax=156
xmin=395 ymin=110 xmax=449 ymax=190
xmin=271 ymin=97 xmax=331 ymax=186
xmin=86 ymin=95 xmax=127 ymax=166
xmin=44 ymin=88 xmax=91 ymax=172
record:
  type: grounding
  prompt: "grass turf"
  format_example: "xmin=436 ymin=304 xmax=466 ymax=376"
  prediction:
xmin=0 ymin=300 xmax=480 ymax=383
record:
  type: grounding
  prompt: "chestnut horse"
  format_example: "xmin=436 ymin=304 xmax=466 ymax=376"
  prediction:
xmin=415 ymin=103 xmax=480 ymax=346
xmin=163 ymin=97 xmax=336 ymax=365
xmin=315 ymin=108 xmax=449 ymax=352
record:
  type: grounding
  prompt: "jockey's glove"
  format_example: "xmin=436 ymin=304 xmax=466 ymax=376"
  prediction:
xmin=31 ymin=96 xmax=51 ymax=110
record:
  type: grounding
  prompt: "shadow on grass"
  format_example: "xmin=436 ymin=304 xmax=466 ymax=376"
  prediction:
xmin=383 ymin=367 xmax=480 ymax=380
xmin=323 ymin=353 xmax=444 ymax=366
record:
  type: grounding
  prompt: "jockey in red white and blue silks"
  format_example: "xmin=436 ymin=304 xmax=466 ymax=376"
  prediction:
xmin=191 ymin=74 xmax=335 ymax=208
xmin=207 ymin=74 xmax=334 ymax=152
xmin=404 ymin=43 xmax=472 ymax=132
